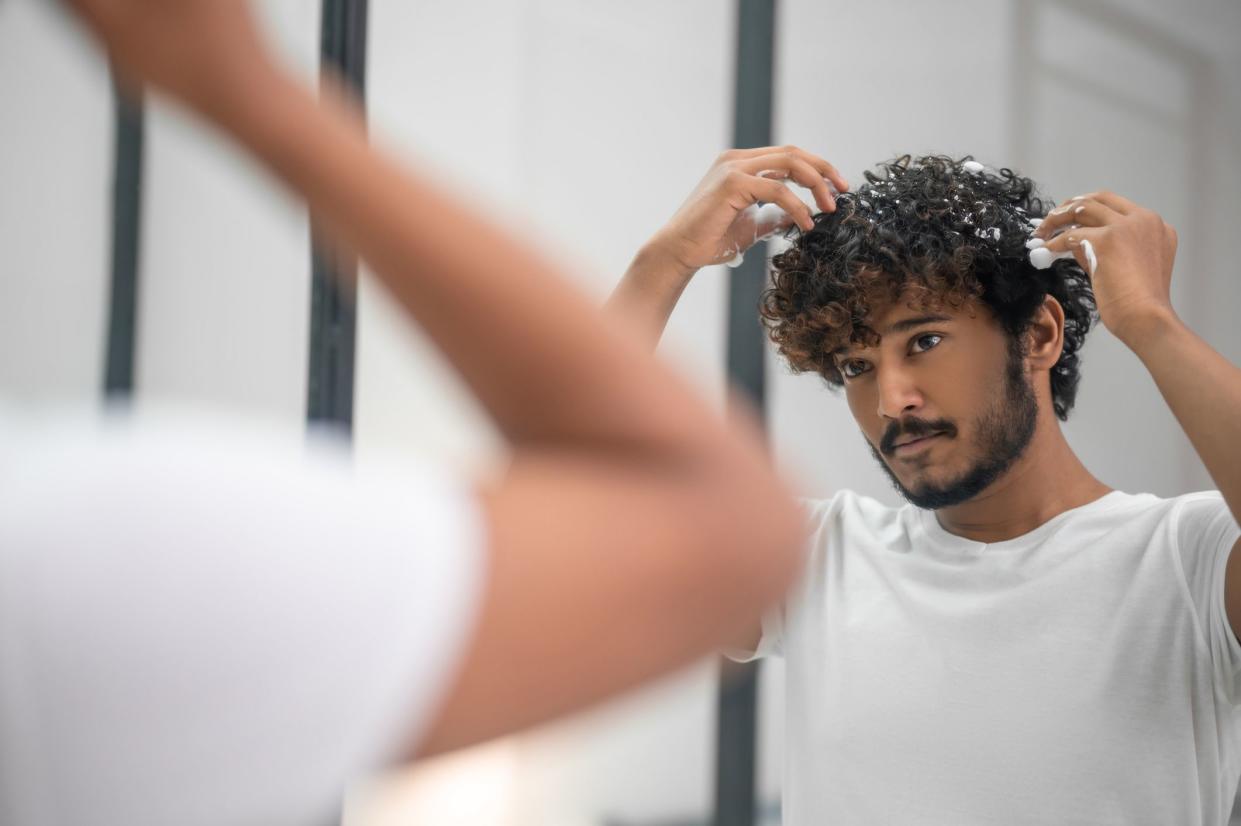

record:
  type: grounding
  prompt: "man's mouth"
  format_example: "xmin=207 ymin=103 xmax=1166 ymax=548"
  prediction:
xmin=892 ymin=432 xmax=946 ymax=455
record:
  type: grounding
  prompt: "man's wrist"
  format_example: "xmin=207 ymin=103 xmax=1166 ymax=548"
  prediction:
xmin=628 ymin=241 xmax=698 ymax=289
xmin=1114 ymin=304 xmax=1184 ymax=356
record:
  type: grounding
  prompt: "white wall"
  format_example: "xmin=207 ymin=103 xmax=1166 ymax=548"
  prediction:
xmin=135 ymin=0 xmax=319 ymax=422
xmin=0 ymin=0 xmax=111 ymax=403
xmin=0 ymin=0 xmax=320 ymax=422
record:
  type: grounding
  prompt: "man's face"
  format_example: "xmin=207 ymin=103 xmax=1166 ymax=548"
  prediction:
xmin=833 ymin=296 xmax=1039 ymax=510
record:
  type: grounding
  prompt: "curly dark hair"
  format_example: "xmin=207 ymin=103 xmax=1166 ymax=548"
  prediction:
xmin=759 ymin=154 xmax=1098 ymax=420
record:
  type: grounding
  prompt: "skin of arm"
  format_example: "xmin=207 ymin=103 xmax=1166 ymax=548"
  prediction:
xmin=606 ymin=148 xmax=848 ymax=654
xmin=1122 ymin=313 xmax=1241 ymax=639
xmin=64 ymin=0 xmax=808 ymax=758
xmin=1037 ymin=192 xmax=1241 ymax=638
xmin=607 ymin=244 xmax=699 ymax=345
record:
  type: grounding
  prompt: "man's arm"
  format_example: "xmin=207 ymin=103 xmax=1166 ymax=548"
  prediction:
xmin=605 ymin=149 xmax=848 ymax=657
xmin=66 ymin=0 xmax=806 ymax=758
xmin=1036 ymin=191 xmax=1241 ymax=637
xmin=606 ymin=147 xmax=847 ymax=347
xmin=1119 ymin=313 xmax=1241 ymax=638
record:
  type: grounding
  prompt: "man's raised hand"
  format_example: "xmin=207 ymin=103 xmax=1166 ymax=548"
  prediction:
xmin=1034 ymin=191 xmax=1178 ymax=346
xmin=643 ymin=146 xmax=849 ymax=277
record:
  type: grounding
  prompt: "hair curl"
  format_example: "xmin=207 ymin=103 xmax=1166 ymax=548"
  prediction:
xmin=759 ymin=154 xmax=1097 ymax=420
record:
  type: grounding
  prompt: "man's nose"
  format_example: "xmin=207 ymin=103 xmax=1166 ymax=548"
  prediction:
xmin=876 ymin=366 xmax=923 ymax=420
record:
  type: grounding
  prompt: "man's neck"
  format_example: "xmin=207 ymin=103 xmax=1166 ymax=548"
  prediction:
xmin=932 ymin=413 xmax=1112 ymax=544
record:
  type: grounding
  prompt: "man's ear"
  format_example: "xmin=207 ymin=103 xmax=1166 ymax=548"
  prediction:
xmin=1025 ymin=295 xmax=1065 ymax=371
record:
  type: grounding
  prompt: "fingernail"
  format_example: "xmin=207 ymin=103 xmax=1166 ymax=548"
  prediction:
xmin=1025 ymin=238 xmax=1046 ymax=249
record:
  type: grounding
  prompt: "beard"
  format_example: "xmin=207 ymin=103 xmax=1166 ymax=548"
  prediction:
xmin=867 ymin=338 xmax=1039 ymax=510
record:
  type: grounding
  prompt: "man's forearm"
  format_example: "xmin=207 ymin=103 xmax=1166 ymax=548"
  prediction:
xmin=1126 ymin=309 xmax=1241 ymax=519
xmin=605 ymin=246 xmax=696 ymax=350
xmin=225 ymin=67 xmax=735 ymax=459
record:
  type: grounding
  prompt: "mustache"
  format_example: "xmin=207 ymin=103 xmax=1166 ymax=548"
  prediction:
xmin=879 ymin=417 xmax=957 ymax=455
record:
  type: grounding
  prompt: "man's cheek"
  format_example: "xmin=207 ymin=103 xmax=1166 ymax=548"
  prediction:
xmin=844 ymin=388 xmax=873 ymax=430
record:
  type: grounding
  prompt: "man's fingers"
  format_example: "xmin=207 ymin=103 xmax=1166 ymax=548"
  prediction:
xmin=749 ymin=178 xmax=815 ymax=231
xmin=1034 ymin=226 xmax=1103 ymax=275
xmin=1035 ymin=196 xmax=1121 ymax=239
xmin=722 ymin=145 xmax=849 ymax=194
xmin=1075 ymin=190 xmax=1138 ymax=215
xmin=1041 ymin=224 xmax=1099 ymax=253
xmin=738 ymin=152 xmax=837 ymax=213
xmin=786 ymin=147 xmax=849 ymax=195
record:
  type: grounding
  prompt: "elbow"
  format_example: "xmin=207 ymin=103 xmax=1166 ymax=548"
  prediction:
xmin=682 ymin=454 xmax=806 ymax=624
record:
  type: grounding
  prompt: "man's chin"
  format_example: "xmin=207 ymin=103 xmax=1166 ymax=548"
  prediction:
xmin=892 ymin=468 xmax=987 ymax=510
xmin=893 ymin=467 xmax=948 ymax=494
xmin=870 ymin=443 xmax=998 ymax=510
xmin=900 ymin=485 xmax=974 ymax=510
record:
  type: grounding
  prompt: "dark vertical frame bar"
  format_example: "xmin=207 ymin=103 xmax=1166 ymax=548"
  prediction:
xmin=726 ymin=0 xmax=776 ymax=417
xmin=307 ymin=0 xmax=369 ymax=429
xmin=104 ymin=81 xmax=144 ymax=396
xmin=714 ymin=3 xmax=776 ymax=826
xmin=1006 ymin=0 xmax=1035 ymax=174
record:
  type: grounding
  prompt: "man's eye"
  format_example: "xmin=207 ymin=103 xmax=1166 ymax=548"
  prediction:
xmin=840 ymin=360 xmax=869 ymax=378
xmin=911 ymin=333 xmax=942 ymax=353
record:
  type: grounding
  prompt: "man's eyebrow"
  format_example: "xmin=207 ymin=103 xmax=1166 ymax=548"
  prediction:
xmin=829 ymin=314 xmax=953 ymax=359
xmin=884 ymin=313 xmax=953 ymax=335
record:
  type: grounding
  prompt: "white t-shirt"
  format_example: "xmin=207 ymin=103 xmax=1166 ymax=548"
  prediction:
xmin=0 ymin=404 xmax=485 ymax=826
xmin=743 ymin=489 xmax=1241 ymax=826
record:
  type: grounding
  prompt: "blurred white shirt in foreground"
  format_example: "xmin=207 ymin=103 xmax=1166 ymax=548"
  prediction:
xmin=0 ymin=402 xmax=484 ymax=826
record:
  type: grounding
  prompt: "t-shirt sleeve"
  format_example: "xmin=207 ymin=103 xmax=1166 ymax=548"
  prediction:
xmin=0 ymin=412 xmax=486 ymax=826
xmin=1173 ymin=492 xmax=1241 ymax=703
xmin=722 ymin=603 xmax=785 ymax=663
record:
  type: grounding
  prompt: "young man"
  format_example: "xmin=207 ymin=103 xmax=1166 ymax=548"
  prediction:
xmin=0 ymin=4 xmax=804 ymax=825
xmin=611 ymin=148 xmax=1241 ymax=825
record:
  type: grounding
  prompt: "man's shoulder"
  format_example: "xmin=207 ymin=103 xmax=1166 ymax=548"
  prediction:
xmin=1090 ymin=489 xmax=1226 ymax=531
xmin=798 ymin=488 xmax=911 ymax=545
xmin=1162 ymin=490 xmax=1239 ymax=551
xmin=1017 ymin=490 xmax=1230 ymax=556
